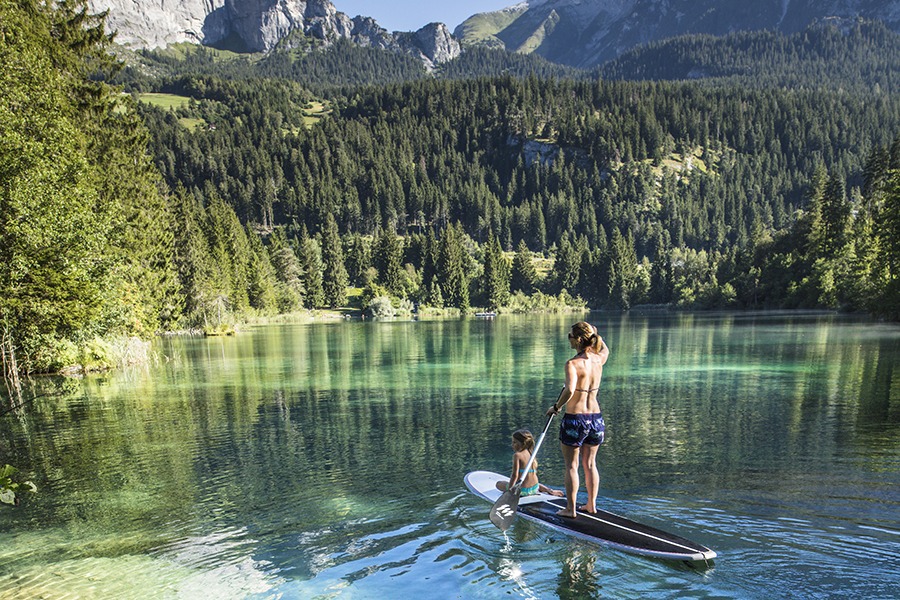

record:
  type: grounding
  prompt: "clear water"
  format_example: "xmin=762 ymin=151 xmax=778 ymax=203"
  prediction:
xmin=1 ymin=312 xmax=898 ymax=599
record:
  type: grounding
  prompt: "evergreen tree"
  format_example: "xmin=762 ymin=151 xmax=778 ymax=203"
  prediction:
xmin=171 ymin=188 xmax=219 ymax=326
xmin=510 ymin=240 xmax=538 ymax=294
xmin=482 ymin=234 xmax=511 ymax=309
xmin=246 ymin=225 xmax=279 ymax=313
xmin=819 ymin=172 xmax=851 ymax=259
xmin=607 ymin=228 xmax=636 ymax=309
xmin=205 ymin=193 xmax=252 ymax=316
xmin=298 ymin=226 xmax=325 ymax=309
xmin=437 ymin=223 xmax=470 ymax=310
xmin=321 ymin=213 xmax=349 ymax=306
xmin=269 ymin=228 xmax=304 ymax=311
xmin=553 ymin=235 xmax=581 ymax=293
xmin=875 ymin=169 xmax=900 ymax=318
xmin=344 ymin=233 xmax=370 ymax=286
xmin=371 ymin=227 xmax=404 ymax=295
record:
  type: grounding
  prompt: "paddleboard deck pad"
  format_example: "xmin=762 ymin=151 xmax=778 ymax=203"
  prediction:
xmin=465 ymin=470 xmax=716 ymax=563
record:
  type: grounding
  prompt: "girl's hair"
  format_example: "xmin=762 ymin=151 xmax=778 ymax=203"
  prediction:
xmin=512 ymin=429 xmax=535 ymax=451
xmin=570 ymin=321 xmax=601 ymax=353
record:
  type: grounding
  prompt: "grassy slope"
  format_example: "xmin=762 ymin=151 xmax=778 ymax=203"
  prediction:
xmin=454 ymin=7 xmax=527 ymax=48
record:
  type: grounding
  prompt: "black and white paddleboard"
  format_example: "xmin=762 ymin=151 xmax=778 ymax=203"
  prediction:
xmin=465 ymin=470 xmax=717 ymax=563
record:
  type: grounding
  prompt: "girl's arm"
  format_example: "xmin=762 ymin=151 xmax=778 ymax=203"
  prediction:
xmin=507 ymin=453 xmax=523 ymax=487
xmin=538 ymin=483 xmax=564 ymax=497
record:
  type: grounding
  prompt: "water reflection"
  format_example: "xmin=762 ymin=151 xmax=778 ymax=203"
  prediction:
xmin=556 ymin=549 xmax=601 ymax=600
xmin=0 ymin=313 xmax=898 ymax=598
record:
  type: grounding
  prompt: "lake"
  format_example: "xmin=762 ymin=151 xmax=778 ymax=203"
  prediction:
xmin=1 ymin=312 xmax=898 ymax=599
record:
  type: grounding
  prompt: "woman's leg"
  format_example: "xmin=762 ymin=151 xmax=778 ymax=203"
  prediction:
xmin=579 ymin=443 xmax=600 ymax=513
xmin=558 ymin=443 xmax=580 ymax=517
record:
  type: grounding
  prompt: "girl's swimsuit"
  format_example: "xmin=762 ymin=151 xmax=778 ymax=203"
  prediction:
xmin=559 ymin=412 xmax=605 ymax=447
xmin=520 ymin=483 xmax=540 ymax=496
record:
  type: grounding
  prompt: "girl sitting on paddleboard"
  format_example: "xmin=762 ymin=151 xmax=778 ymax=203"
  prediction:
xmin=496 ymin=429 xmax=564 ymax=497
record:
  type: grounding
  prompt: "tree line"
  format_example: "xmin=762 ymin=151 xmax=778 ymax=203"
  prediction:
xmin=599 ymin=19 xmax=900 ymax=95
xmin=3 ymin=0 xmax=900 ymax=377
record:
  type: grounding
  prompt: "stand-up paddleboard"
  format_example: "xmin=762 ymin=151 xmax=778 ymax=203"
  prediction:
xmin=465 ymin=470 xmax=716 ymax=563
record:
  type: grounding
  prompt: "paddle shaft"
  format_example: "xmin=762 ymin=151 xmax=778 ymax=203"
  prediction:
xmin=489 ymin=388 xmax=565 ymax=531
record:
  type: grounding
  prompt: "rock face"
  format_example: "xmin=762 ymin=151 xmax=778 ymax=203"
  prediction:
xmin=89 ymin=0 xmax=460 ymax=67
xmin=456 ymin=0 xmax=900 ymax=67
xmin=398 ymin=23 xmax=462 ymax=70
xmin=90 ymin=0 xmax=226 ymax=49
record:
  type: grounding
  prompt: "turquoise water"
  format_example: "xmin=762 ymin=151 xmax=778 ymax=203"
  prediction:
xmin=1 ymin=312 xmax=898 ymax=598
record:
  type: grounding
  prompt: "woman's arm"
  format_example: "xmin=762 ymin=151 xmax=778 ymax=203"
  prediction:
xmin=548 ymin=360 xmax=578 ymax=415
xmin=597 ymin=337 xmax=610 ymax=366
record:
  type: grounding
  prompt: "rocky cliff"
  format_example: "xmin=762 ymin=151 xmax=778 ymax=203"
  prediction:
xmin=89 ymin=0 xmax=459 ymax=67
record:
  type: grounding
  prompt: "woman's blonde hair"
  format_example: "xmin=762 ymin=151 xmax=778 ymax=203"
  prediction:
xmin=570 ymin=321 xmax=601 ymax=353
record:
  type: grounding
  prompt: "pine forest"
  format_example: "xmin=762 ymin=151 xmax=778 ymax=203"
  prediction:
xmin=3 ymin=0 xmax=900 ymax=375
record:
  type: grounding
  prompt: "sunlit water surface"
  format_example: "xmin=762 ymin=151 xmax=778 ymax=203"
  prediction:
xmin=1 ymin=312 xmax=898 ymax=599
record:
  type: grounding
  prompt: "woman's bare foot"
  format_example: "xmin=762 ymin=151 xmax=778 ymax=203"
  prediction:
xmin=555 ymin=508 xmax=577 ymax=518
xmin=578 ymin=505 xmax=596 ymax=513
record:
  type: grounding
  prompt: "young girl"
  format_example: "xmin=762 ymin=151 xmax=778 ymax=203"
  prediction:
xmin=496 ymin=429 xmax=565 ymax=497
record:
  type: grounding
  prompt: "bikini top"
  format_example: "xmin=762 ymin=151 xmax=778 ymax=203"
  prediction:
xmin=573 ymin=353 xmax=602 ymax=394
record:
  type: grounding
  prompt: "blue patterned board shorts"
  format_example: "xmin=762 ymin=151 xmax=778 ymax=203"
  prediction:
xmin=559 ymin=413 xmax=605 ymax=448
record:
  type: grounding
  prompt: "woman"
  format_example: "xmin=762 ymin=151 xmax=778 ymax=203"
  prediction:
xmin=546 ymin=321 xmax=609 ymax=517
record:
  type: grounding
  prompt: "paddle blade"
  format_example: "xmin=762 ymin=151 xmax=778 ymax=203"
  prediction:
xmin=489 ymin=488 xmax=520 ymax=531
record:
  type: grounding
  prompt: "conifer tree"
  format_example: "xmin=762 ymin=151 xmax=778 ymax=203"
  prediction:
xmin=372 ymin=227 xmax=404 ymax=295
xmin=511 ymin=240 xmax=538 ymax=294
xmin=607 ymin=228 xmax=636 ymax=309
xmin=205 ymin=193 xmax=252 ymax=316
xmin=482 ymin=233 xmax=510 ymax=309
xmin=269 ymin=228 xmax=305 ymax=311
xmin=344 ymin=233 xmax=370 ymax=286
xmin=171 ymin=188 xmax=218 ymax=326
xmin=246 ymin=225 xmax=279 ymax=313
xmin=819 ymin=172 xmax=851 ymax=259
xmin=875 ymin=169 xmax=900 ymax=318
xmin=553 ymin=234 xmax=581 ymax=293
xmin=298 ymin=226 xmax=325 ymax=309
xmin=437 ymin=223 xmax=470 ymax=310
xmin=321 ymin=214 xmax=349 ymax=307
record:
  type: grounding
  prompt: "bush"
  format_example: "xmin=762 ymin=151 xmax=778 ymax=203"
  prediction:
xmin=0 ymin=464 xmax=37 ymax=507
xmin=366 ymin=296 xmax=396 ymax=319
xmin=20 ymin=334 xmax=79 ymax=374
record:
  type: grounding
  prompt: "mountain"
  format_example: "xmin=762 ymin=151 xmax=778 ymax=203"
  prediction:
xmin=599 ymin=18 xmax=900 ymax=93
xmin=89 ymin=0 xmax=460 ymax=69
xmin=456 ymin=0 xmax=900 ymax=68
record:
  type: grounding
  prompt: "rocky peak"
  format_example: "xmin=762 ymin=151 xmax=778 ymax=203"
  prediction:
xmin=90 ymin=0 xmax=461 ymax=67
xmin=410 ymin=23 xmax=462 ymax=70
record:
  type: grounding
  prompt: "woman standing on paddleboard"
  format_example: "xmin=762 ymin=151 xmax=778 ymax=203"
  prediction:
xmin=546 ymin=321 xmax=609 ymax=518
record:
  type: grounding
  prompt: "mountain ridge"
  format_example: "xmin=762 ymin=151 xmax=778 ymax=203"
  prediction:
xmin=89 ymin=0 xmax=460 ymax=69
xmin=457 ymin=0 xmax=900 ymax=68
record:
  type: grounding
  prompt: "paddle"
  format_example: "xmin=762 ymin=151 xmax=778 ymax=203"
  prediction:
xmin=489 ymin=395 xmax=561 ymax=531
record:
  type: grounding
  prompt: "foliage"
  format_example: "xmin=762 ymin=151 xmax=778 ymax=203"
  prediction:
xmin=0 ymin=464 xmax=36 ymax=506
xmin=366 ymin=296 xmax=396 ymax=319
xmin=599 ymin=19 xmax=900 ymax=95
xmin=5 ymin=0 xmax=900 ymax=379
